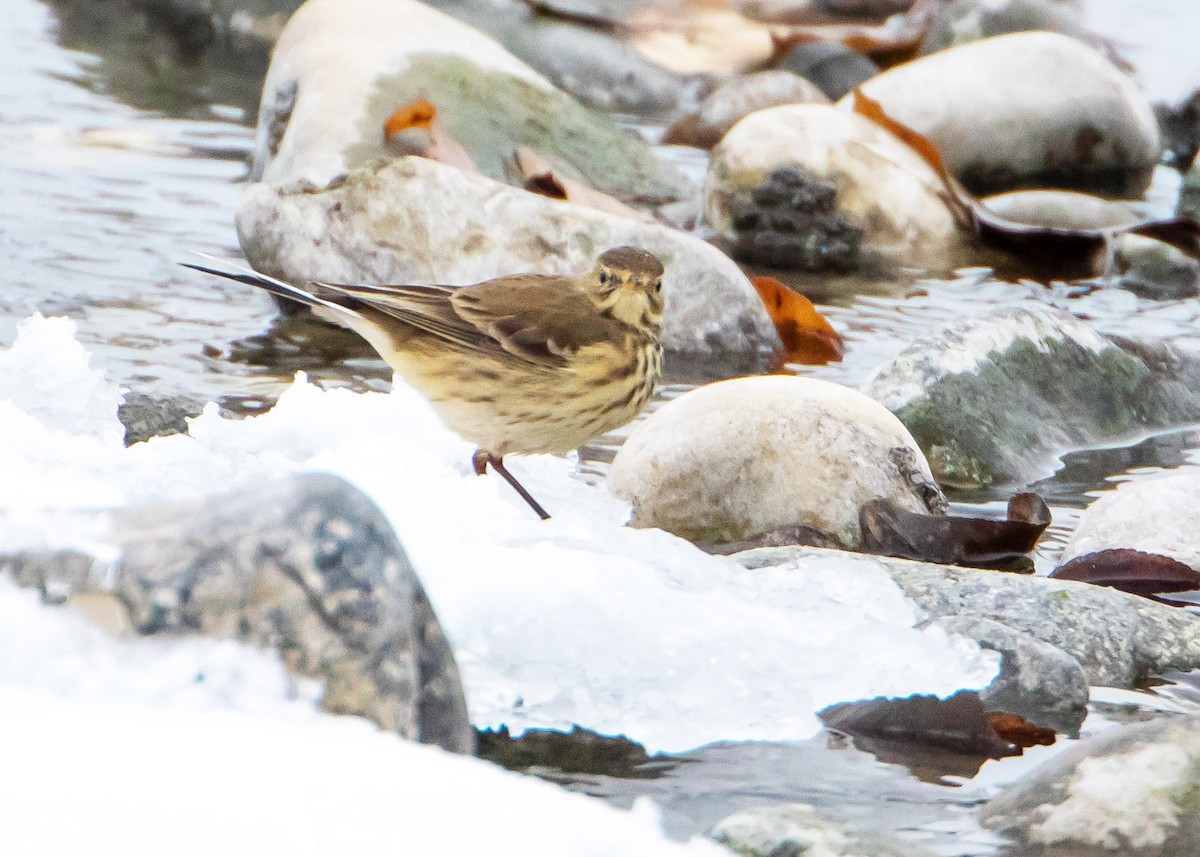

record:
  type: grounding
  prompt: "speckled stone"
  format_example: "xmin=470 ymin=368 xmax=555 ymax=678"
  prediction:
xmin=1 ymin=474 xmax=473 ymax=754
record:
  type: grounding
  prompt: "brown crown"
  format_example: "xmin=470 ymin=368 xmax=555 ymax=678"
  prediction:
xmin=596 ymin=246 xmax=664 ymax=277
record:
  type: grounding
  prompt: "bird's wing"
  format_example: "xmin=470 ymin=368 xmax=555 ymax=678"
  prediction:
xmin=320 ymin=275 xmax=618 ymax=368
xmin=450 ymin=275 xmax=619 ymax=365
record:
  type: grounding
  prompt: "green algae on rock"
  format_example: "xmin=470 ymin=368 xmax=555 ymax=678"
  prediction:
xmin=251 ymin=0 xmax=690 ymax=208
xmin=863 ymin=305 xmax=1200 ymax=488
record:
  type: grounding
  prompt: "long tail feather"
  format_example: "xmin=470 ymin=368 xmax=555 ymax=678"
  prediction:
xmin=180 ymin=256 xmax=324 ymax=310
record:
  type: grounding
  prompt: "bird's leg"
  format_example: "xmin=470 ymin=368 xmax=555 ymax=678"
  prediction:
xmin=472 ymin=449 xmax=551 ymax=520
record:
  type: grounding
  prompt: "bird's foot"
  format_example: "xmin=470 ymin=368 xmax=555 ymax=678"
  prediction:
xmin=472 ymin=449 xmax=551 ymax=520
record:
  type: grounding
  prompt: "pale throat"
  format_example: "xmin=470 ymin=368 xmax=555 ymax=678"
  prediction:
xmin=598 ymin=289 xmax=653 ymax=328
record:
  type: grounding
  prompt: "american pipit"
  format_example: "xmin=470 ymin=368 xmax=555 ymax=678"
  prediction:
xmin=184 ymin=247 xmax=666 ymax=519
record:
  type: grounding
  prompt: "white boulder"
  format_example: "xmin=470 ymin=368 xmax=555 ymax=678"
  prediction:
xmin=607 ymin=375 xmax=942 ymax=546
xmin=844 ymin=31 xmax=1161 ymax=197
xmin=705 ymin=104 xmax=965 ymax=272
xmin=1062 ymin=472 xmax=1200 ymax=571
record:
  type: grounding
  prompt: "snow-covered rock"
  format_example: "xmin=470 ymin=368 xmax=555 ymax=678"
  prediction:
xmin=1062 ymin=471 xmax=1200 ymax=571
xmin=607 ymin=376 xmax=946 ymax=547
xmin=705 ymin=104 xmax=964 ymax=272
xmin=237 ymin=157 xmax=780 ymax=356
xmin=0 ymin=315 xmax=997 ymax=753
xmin=250 ymin=0 xmax=688 ymax=205
xmin=845 ymin=31 xmax=1162 ymax=197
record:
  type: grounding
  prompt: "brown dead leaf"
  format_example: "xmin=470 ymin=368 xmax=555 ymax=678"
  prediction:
xmin=859 ymin=492 xmax=1051 ymax=567
xmin=850 ymin=88 xmax=1200 ymax=281
xmin=383 ymin=99 xmax=480 ymax=173
xmin=750 ymin=276 xmax=844 ymax=365
xmin=515 ymin=147 xmax=652 ymax=221
xmin=1049 ymin=548 xmax=1200 ymax=605
xmin=820 ymin=691 xmax=1021 ymax=759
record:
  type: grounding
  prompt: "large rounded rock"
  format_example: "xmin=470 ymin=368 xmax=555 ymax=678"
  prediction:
xmin=237 ymin=156 xmax=780 ymax=356
xmin=706 ymin=104 xmax=964 ymax=272
xmin=844 ymin=31 xmax=1162 ymax=197
xmin=863 ymin=304 xmax=1200 ymax=487
xmin=1062 ymin=472 xmax=1200 ymax=571
xmin=250 ymin=0 xmax=689 ymax=206
xmin=982 ymin=717 xmax=1200 ymax=855
xmin=607 ymin=376 xmax=944 ymax=546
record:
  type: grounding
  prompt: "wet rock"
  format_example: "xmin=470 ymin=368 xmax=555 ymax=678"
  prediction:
xmin=118 ymin=390 xmax=204 ymax=445
xmin=732 ymin=545 xmax=1200 ymax=688
xmin=0 ymin=474 xmax=473 ymax=753
xmin=490 ymin=14 xmax=707 ymax=118
xmin=238 ymin=156 xmax=779 ymax=356
xmin=706 ymin=104 xmax=964 ymax=273
xmin=778 ymin=40 xmax=879 ymax=101
xmin=1179 ymin=153 xmax=1200 ymax=222
xmin=1109 ymin=233 xmax=1200 ymax=300
xmin=1062 ymin=471 xmax=1200 ymax=572
xmin=846 ymin=31 xmax=1162 ymax=197
xmin=1156 ymin=89 xmax=1200 ymax=171
xmin=921 ymin=0 xmax=1087 ymax=55
xmin=981 ymin=189 xmax=1145 ymax=230
xmin=930 ymin=616 xmax=1088 ymax=734
xmin=982 ymin=716 xmax=1200 ymax=855
xmin=862 ymin=304 xmax=1200 ymax=487
xmin=607 ymin=376 xmax=946 ymax=547
xmin=249 ymin=0 xmax=689 ymax=207
xmin=477 ymin=725 xmax=663 ymax=777
xmin=710 ymin=803 xmax=924 ymax=857
xmin=664 ymin=70 xmax=829 ymax=149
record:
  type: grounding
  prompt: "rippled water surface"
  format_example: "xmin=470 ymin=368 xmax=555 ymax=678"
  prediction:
xmin=6 ymin=0 xmax=1200 ymax=853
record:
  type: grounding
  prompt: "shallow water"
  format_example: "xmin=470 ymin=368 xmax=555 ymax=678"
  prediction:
xmin=5 ymin=0 xmax=1200 ymax=853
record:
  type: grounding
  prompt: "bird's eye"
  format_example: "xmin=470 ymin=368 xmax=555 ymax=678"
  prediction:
xmin=599 ymin=271 xmax=609 ymax=285
xmin=653 ymin=279 xmax=662 ymax=292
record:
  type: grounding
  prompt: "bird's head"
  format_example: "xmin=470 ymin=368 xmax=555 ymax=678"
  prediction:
xmin=587 ymin=246 xmax=666 ymax=330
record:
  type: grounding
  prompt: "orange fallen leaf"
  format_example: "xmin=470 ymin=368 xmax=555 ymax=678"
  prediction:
xmin=751 ymin=276 xmax=844 ymax=365
xmin=985 ymin=712 xmax=1057 ymax=750
xmin=515 ymin=147 xmax=652 ymax=222
xmin=383 ymin=99 xmax=480 ymax=173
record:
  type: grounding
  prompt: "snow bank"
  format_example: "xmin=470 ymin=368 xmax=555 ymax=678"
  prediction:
xmin=0 ymin=583 xmax=722 ymax=857
xmin=0 ymin=315 xmax=998 ymax=754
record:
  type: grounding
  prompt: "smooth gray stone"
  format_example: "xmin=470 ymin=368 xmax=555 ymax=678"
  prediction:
xmin=2 ymin=474 xmax=473 ymax=754
xmin=930 ymin=616 xmax=1088 ymax=735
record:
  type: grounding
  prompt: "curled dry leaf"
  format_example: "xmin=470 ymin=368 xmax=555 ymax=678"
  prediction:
xmin=750 ymin=276 xmax=844 ymax=365
xmin=383 ymin=99 xmax=480 ymax=173
xmin=1049 ymin=548 xmax=1200 ymax=605
xmin=859 ymin=492 xmax=1050 ymax=567
xmin=850 ymin=89 xmax=1200 ymax=281
xmin=819 ymin=690 xmax=1023 ymax=760
xmin=515 ymin=147 xmax=652 ymax=221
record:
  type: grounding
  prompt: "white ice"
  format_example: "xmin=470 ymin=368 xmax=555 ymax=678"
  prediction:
xmin=0 ymin=582 xmax=724 ymax=856
xmin=0 ymin=314 xmax=998 ymax=757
